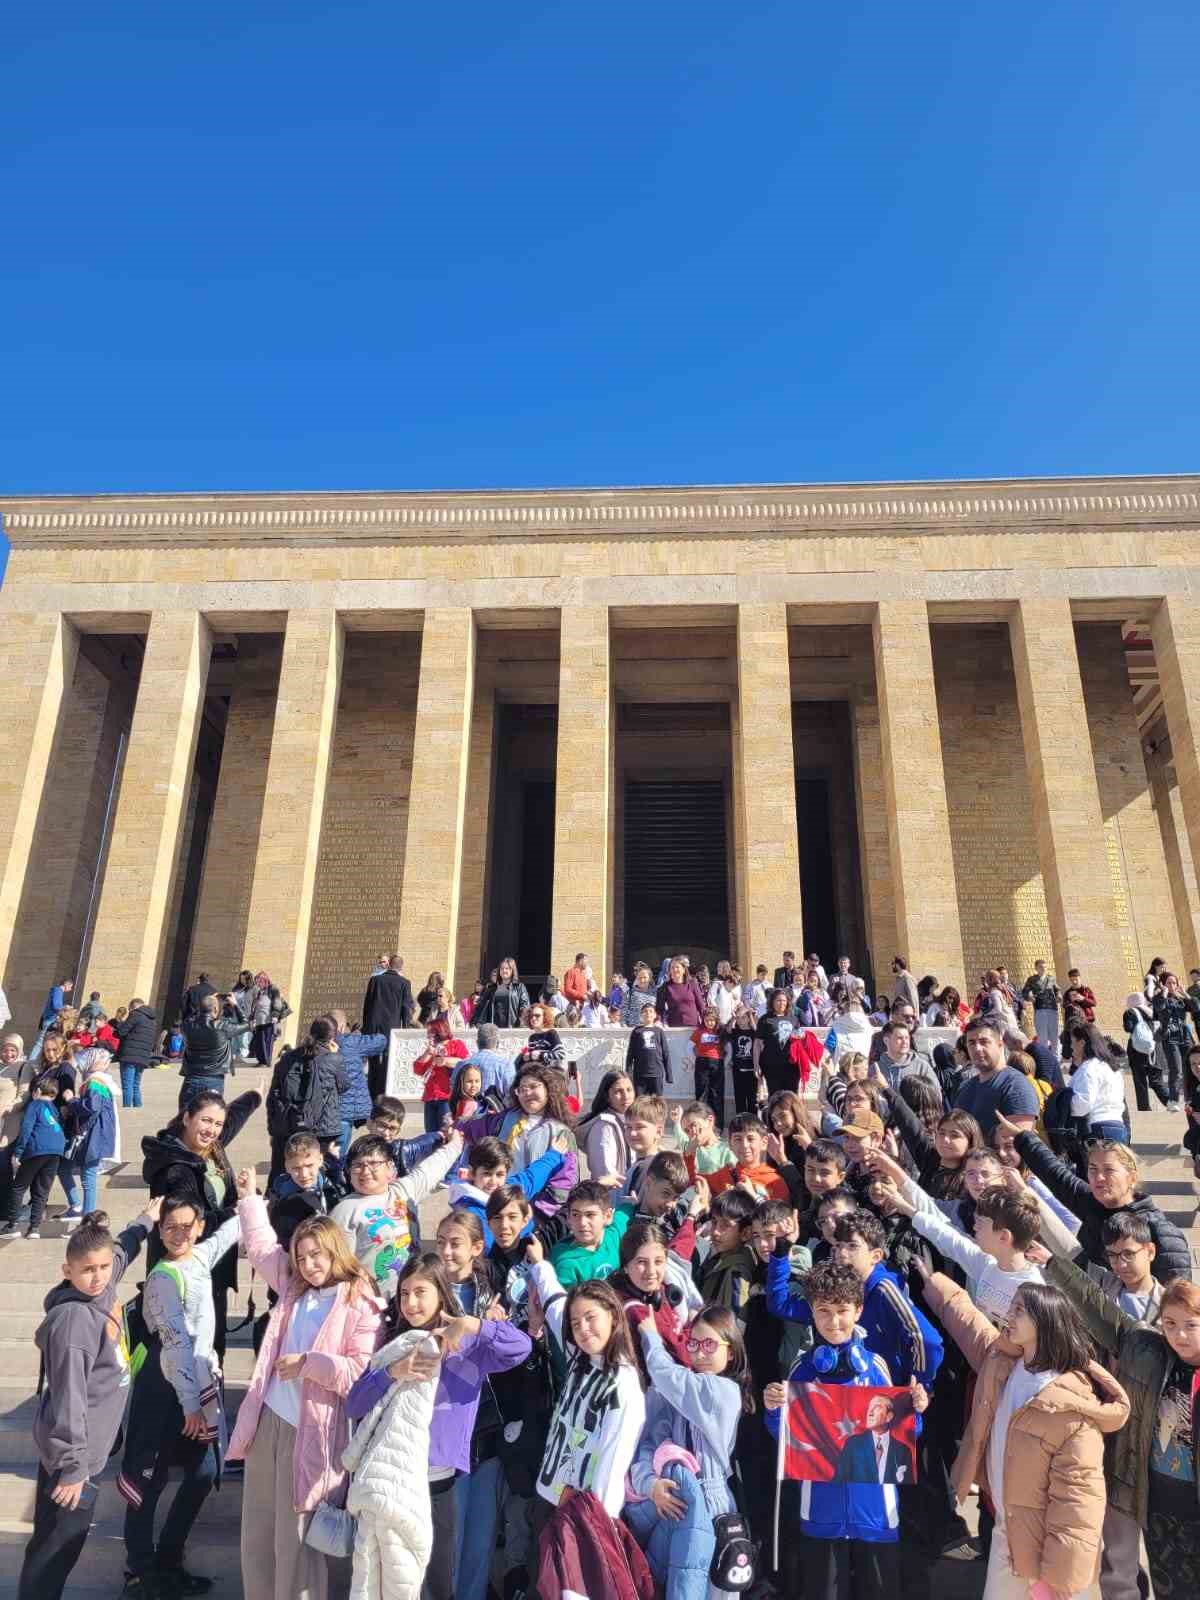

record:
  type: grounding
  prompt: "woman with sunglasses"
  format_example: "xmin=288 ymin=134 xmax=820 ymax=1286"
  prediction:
xmin=623 ymin=1297 xmax=754 ymax=1600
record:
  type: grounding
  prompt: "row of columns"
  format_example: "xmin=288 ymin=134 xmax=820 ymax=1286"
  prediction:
xmin=1 ymin=598 xmax=1194 ymax=1031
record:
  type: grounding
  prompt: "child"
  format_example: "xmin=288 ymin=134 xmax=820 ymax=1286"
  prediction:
xmin=681 ymin=1099 xmax=735 ymax=1174
xmin=458 ymin=1064 xmax=579 ymax=1218
xmin=1044 ymin=1246 xmax=1200 ymax=1596
xmin=624 ymin=1302 xmax=752 ymax=1597
xmin=689 ymin=1005 xmax=726 ymax=1127
xmin=1093 ymin=1209 xmax=1163 ymax=1324
xmin=743 ymin=965 xmax=771 ymax=1019
xmin=481 ymin=1184 xmax=565 ymax=1321
xmin=769 ymin=1207 xmax=943 ymax=1388
xmin=526 ymin=1243 xmax=647 ymax=1515
xmin=837 ymin=1109 xmax=888 ymax=1196
xmin=347 ymin=1243 xmax=532 ymax=1600
xmin=725 ymin=1003 xmax=761 ymax=1113
xmin=705 ymin=1112 xmax=795 ymax=1202
xmin=921 ymin=1265 xmax=1130 ymax=1600
xmin=884 ymin=1092 xmax=982 ymax=1201
xmin=819 ymin=1050 xmax=870 ymax=1121
xmin=766 ymin=1088 xmax=812 ymax=1168
xmin=1 ymin=1077 xmax=65 ymax=1238
xmin=366 ymin=1094 xmax=443 ymax=1176
xmin=449 ymin=1060 xmax=503 ymax=1122
xmin=226 ymin=1172 xmax=383 ymax=1600
xmin=576 ymin=1070 xmax=636 ymax=1186
xmin=621 ymin=1093 xmax=671 ymax=1201
xmin=331 ymin=1128 xmax=463 ymax=1288
xmin=745 ymin=1199 xmax=813 ymax=1380
xmin=413 ymin=1018 xmax=469 ymax=1133
xmin=698 ymin=1188 xmax=759 ymax=1318
xmin=801 ymin=1137 xmax=850 ymax=1217
xmin=448 ymin=1131 xmax=568 ymax=1246
xmin=118 ymin=1195 xmax=242 ymax=1597
xmin=1184 ymin=1041 xmax=1200 ymax=1176
xmin=764 ymin=1261 xmax=930 ymax=1600
xmin=549 ymin=1179 xmax=632 ymax=1285
xmin=625 ymin=1004 xmax=672 ymax=1094
xmin=881 ymin=1169 xmax=1044 ymax=1323
xmin=18 ymin=1204 xmax=160 ymax=1600
xmin=63 ymin=1047 xmax=121 ymax=1216
xmin=809 ymin=1187 xmax=859 ymax=1262
xmin=266 ymin=1130 xmax=348 ymax=1251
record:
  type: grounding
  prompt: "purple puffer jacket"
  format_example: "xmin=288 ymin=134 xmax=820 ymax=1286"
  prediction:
xmin=346 ymin=1316 xmax=531 ymax=1472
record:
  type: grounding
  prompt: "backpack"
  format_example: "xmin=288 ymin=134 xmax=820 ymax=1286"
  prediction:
xmin=122 ymin=1261 xmax=186 ymax=1380
xmin=266 ymin=1050 xmax=337 ymax=1140
xmin=710 ymin=1510 xmax=756 ymax=1590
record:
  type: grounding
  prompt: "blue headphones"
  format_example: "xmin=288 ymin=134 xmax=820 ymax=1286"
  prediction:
xmin=811 ymin=1339 xmax=871 ymax=1377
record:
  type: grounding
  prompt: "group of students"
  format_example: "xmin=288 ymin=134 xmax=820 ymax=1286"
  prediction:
xmin=16 ymin=997 xmax=1200 ymax=1600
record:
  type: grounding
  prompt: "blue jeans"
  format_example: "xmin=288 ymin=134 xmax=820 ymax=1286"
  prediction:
xmin=1090 ymin=1120 xmax=1130 ymax=1144
xmin=424 ymin=1099 xmax=449 ymax=1134
xmin=623 ymin=1460 xmax=715 ymax=1600
xmin=454 ymin=1455 xmax=503 ymax=1600
xmin=78 ymin=1161 xmax=100 ymax=1215
xmin=120 ymin=1065 xmax=144 ymax=1108
xmin=178 ymin=1074 xmax=224 ymax=1113
xmin=56 ymin=1158 xmax=80 ymax=1211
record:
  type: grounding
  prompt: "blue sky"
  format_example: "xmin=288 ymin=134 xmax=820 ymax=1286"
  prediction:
xmin=1 ymin=1 xmax=1197 ymax=497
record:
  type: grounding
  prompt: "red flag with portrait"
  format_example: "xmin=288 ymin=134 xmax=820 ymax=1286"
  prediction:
xmin=780 ymin=1383 xmax=917 ymax=1484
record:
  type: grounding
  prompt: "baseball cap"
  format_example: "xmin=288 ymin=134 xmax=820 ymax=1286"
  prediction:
xmin=840 ymin=1113 xmax=884 ymax=1139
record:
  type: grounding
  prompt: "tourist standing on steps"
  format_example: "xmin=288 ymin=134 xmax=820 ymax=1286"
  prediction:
xmin=471 ymin=955 xmax=529 ymax=1030
xmin=179 ymin=972 xmax=216 ymax=1028
xmin=1021 ymin=959 xmax=1061 ymax=1051
xmin=361 ymin=955 xmax=414 ymax=1100
xmin=1151 ymin=971 xmax=1199 ymax=1112
xmin=178 ymin=992 xmax=251 ymax=1112
xmin=657 ymin=957 xmax=707 ymax=1028
xmin=1122 ymin=993 xmax=1169 ymax=1112
xmin=754 ymin=986 xmax=796 ymax=1097
xmin=113 ymin=997 xmax=157 ymax=1109
xmin=30 ymin=977 xmax=73 ymax=1064
xmin=141 ymin=1083 xmax=264 ymax=1361
xmin=952 ymin=1016 xmax=1040 ymax=1138
xmin=890 ymin=956 xmax=919 ymax=1014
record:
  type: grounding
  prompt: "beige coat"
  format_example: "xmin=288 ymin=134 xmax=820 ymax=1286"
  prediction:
xmin=925 ymin=1272 xmax=1129 ymax=1595
xmin=0 ymin=1058 xmax=33 ymax=1148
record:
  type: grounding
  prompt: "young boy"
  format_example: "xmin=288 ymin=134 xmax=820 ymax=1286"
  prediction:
xmin=808 ymin=1187 xmax=859 ymax=1263
xmin=768 ymin=1207 xmax=943 ymax=1389
xmin=549 ymin=1178 xmax=633 ymax=1285
xmin=449 ymin=1131 xmax=568 ymax=1246
xmin=624 ymin=1006 xmax=672 ymax=1094
xmin=705 ymin=1112 xmax=796 ymax=1202
xmin=620 ymin=1094 xmax=673 ymax=1201
xmin=887 ymin=1177 xmax=1043 ymax=1324
xmin=267 ymin=1131 xmax=348 ymax=1251
xmin=681 ymin=1099 xmax=735 ymax=1174
xmin=764 ymin=1261 xmax=929 ymax=1600
xmin=331 ymin=1127 xmax=462 ymax=1287
xmin=743 ymin=964 xmax=771 ymax=1019
xmin=838 ymin=1110 xmax=887 ymax=1198
xmin=1 ymin=1077 xmax=66 ymax=1238
xmin=697 ymin=1187 xmax=758 ymax=1318
xmin=20 ymin=1203 xmax=161 ymax=1600
xmin=365 ymin=1094 xmax=443 ymax=1176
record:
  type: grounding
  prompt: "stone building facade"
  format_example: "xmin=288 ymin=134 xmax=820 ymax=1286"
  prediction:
xmin=2 ymin=475 xmax=1200 ymax=1036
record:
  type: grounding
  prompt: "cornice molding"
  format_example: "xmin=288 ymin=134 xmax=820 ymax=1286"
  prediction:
xmin=3 ymin=477 xmax=1199 ymax=545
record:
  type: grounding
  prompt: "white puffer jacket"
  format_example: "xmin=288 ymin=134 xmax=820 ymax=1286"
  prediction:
xmin=343 ymin=1329 xmax=440 ymax=1529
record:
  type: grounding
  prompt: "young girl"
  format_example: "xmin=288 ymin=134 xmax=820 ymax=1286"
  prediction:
xmin=1044 ymin=1249 xmax=1200 ymax=1595
xmin=413 ymin=1018 xmax=469 ymax=1134
xmin=689 ymin=1005 xmax=726 ymax=1128
xmin=576 ymin=1070 xmax=636 ymax=1186
xmin=884 ymin=1090 xmax=982 ymax=1200
xmin=458 ymin=1064 xmax=578 ymax=1217
xmin=607 ymin=1222 xmax=692 ymax=1367
xmin=67 ymin=1047 xmax=122 ymax=1214
xmin=725 ymin=1003 xmax=761 ymax=1114
xmin=920 ymin=1267 xmax=1129 ymax=1600
xmin=625 ymin=1302 xmax=752 ymax=1600
xmin=225 ymin=1172 xmax=383 ymax=1600
xmin=448 ymin=1062 xmax=494 ymax=1122
xmin=346 ymin=1245 xmax=531 ymax=1600
xmin=765 ymin=1089 xmax=813 ymax=1168
xmin=526 ymin=1243 xmax=647 ymax=1517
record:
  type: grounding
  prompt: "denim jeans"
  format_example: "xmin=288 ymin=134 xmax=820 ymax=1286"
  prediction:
xmin=1090 ymin=1120 xmax=1130 ymax=1144
xmin=177 ymin=1074 xmax=224 ymax=1113
xmin=624 ymin=1460 xmax=715 ymax=1600
xmin=122 ymin=1436 xmax=217 ymax=1577
xmin=120 ymin=1065 xmax=144 ymax=1108
xmin=56 ymin=1158 xmax=80 ymax=1211
xmin=454 ymin=1455 xmax=504 ymax=1600
xmin=78 ymin=1161 xmax=100 ymax=1215
xmin=424 ymin=1099 xmax=450 ymax=1134
xmin=1034 ymin=1009 xmax=1059 ymax=1051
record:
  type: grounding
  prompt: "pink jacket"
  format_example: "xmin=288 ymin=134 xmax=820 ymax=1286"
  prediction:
xmin=226 ymin=1194 xmax=384 ymax=1512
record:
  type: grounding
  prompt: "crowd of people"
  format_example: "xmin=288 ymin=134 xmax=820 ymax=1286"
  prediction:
xmin=4 ymin=943 xmax=1200 ymax=1600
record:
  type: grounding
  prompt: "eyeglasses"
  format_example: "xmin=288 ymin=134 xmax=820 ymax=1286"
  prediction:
xmin=350 ymin=1160 xmax=389 ymax=1174
xmin=1105 ymin=1248 xmax=1146 ymax=1265
xmin=685 ymin=1335 xmax=729 ymax=1356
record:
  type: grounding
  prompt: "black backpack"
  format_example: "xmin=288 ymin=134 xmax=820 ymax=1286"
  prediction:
xmin=266 ymin=1050 xmax=337 ymax=1140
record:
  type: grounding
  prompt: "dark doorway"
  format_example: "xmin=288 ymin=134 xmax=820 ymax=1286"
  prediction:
xmin=517 ymin=780 xmax=555 ymax=979
xmin=624 ymin=780 xmax=730 ymax=967
xmin=796 ymin=776 xmax=838 ymax=963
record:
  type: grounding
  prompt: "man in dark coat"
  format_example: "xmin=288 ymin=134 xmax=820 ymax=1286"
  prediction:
xmin=180 ymin=971 xmax=217 ymax=1027
xmin=361 ymin=955 xmax=413 ymax=1100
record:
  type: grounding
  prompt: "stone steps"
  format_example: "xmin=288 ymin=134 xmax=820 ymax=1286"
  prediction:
xmin=0 ymin=1069 xmax=1193 ymax=1598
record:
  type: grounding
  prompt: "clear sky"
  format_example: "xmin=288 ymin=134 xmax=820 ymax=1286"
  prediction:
xmin=2 ymin=1 xmax=1197 ymax=496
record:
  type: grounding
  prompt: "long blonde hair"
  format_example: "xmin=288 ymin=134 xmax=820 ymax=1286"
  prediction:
xmin=289 ymin=1215 xmax=376 ymax=1301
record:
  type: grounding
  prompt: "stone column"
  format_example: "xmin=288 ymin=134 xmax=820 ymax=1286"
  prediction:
xmin=1009 ymin=600 xmax=1126 ymax=1015
xmin=872 ymin=602 xmax=964 ymax=990
xmin=551 ymin=607 xmax=613 ymax=982
xmin=1151 ymin=595 xmax=1200 ymax=971
xmin=86 ymin=612 xmax=212 ymax=1005
xmin=453 ymin=677 xmax=496 ymax=999
xmin=0 ymin=614 xmax=80 ymax=984
xmin=851 ymin=691 xmax=899 ymax=987
xmin=240 ymin=610 xmax=343 ymax=1038
xmin=396 ymin=609 xmax=477 ymax=987
xmin=735 ymin=604 xmax=803 ymax=970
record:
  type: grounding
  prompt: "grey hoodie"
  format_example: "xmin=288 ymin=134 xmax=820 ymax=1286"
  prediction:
xmin=32 ymin=1217 xmax=151 ymax=1482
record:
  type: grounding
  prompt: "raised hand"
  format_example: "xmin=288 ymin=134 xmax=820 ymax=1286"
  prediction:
xmin=524 ymin=1235 xmax=544 ymax=1265
xmin=235 ymin=1168 xmax=257 ymax=1199
xmin=142 ymin=1196 xmax=164 ymax=1224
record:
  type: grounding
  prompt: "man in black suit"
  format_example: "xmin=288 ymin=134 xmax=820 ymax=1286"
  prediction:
xmin=361 ymin=955 xmax=414 ymax=1100
xmin=835 ymin=1394 xmax=915 ymax=1485
xmin=773 ymin=950 xmax=798 ymax=992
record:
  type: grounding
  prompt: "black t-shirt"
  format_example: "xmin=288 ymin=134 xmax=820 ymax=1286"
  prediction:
xmin=728 ymin=1026 xmax=757 ymax=1071
xmin=756 ymin=1015 xmax=795 ymax=1072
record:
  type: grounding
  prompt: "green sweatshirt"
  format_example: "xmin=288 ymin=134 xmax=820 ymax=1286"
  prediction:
xmin=550 ymin=1203 xmax=634 ymax=1286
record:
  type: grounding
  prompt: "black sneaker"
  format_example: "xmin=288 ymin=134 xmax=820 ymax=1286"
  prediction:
xmin=121 ymin=1577 xmax=164 ymax=1600
xmin=157 ymin=1568 xmax=214 ymax=1596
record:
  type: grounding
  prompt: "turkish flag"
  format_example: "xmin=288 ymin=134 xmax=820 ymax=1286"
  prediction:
xmin=780 ymin=1383 xmax=916 ymax=1483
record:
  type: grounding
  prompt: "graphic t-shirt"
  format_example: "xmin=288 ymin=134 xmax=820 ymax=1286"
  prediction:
xmin=331 ymin=1184 xmax=416 ymax=1287
xmin=728 ymin=1027 xmax=757 ymax=1072
xmin=1151 ymin=1359 xmax=1197 ymax=1481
